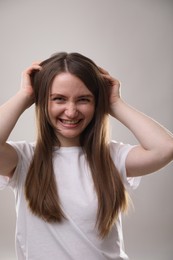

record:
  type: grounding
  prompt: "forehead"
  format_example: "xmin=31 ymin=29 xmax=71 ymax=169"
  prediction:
xmin=50 ymin=72 xmax=93 ymax=96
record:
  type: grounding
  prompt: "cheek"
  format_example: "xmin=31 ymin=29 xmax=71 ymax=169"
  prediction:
xmin=48 ymin=102 xmax=62 ymax=116
xmin=48 ymin=103 xmax=58 ymax=121
xmin=85 ymin=105 xmax=95 ymax=120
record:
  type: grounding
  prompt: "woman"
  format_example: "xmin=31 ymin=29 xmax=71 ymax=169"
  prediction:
xmin=0 ymin=52 xmax=173 ymax=259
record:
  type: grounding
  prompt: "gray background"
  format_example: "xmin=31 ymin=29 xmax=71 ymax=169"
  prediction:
xmin=0 ymin=0 xmax=173 ymax=259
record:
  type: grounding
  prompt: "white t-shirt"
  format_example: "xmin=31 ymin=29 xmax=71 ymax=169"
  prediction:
xmin=0 ymin=141 xmax=141 ymax=260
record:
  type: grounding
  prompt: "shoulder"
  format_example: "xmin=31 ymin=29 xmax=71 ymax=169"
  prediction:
xmin=5 ymin=141 xmax=35 ymax=189
xmin=7 ymin=140 xmax=35 ymax=160
xmin=109 ymin=141 xmax=141 ymax=189
xmin=109 ymin=140 xmax=134 ymax=170
xmin=109 ymin=140 xmax=134 ymax=158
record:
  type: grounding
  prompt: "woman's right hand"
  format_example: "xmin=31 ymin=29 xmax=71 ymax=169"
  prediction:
xmin=20 ymin=62 xmax=42 ymax=106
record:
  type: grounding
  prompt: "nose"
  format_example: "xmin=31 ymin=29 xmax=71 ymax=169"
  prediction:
xmin=64 ymin=102 xmax=78 ymax=118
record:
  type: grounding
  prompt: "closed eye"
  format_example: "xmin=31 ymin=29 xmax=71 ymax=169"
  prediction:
xmin=77 ymin=95 xmax=94 ymax=103
xmin=78 ymin=98 xmax=91 ymax=103
xmin=49 ymin=94 xmax=94 ymax=104
xmin=50 ymin=95 xmax=66 ymax=103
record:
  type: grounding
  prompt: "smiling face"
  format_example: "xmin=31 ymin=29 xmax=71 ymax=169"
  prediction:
xmin=48 ymin=72 xmax=95 ymax=147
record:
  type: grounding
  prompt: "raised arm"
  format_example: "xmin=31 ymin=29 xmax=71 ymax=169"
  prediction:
xmin=0 ymin=63 xmax=41 ymax=177
xmin=100 ymin=67 xmax=173 ymax=177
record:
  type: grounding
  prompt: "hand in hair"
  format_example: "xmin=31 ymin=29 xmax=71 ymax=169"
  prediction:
xmin=20 ymin=62 xmax=42 ymax=106
xmin=99 ymin=67 xmax=121 ymax=115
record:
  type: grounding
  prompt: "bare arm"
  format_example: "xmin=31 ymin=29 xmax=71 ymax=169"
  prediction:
xmin=100 ymin=67 xmax=173 ymax=177
xmin=0 ymin=63 xmax=41 ymax=177
xmin=111 ymin=99 xmax=173 ymax=177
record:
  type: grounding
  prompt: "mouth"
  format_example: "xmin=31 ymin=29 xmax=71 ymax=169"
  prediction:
xmin=59 ymin=119 xmax=82 ymax=126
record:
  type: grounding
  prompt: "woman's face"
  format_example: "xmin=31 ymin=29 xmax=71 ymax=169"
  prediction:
xmin=48 ymin=72 xmax=95 ymax=146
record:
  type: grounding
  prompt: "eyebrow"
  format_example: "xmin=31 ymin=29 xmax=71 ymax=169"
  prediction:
xmin=77 ymin=94 xmax=94 ymax=99
xmin=50 ymin=93 xmax=65 ymax=98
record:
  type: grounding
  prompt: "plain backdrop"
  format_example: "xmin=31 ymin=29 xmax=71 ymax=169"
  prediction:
xmin=0 ymin=0 xmax=173 ymax=259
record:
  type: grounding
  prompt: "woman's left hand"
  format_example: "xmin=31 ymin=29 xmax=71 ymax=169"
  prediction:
xmin=98 ymin=69 xmax=173 ymax=178
xmin=99 ymin=67 xmax=121 ymax=113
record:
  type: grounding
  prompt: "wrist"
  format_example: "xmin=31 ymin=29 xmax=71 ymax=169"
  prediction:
xmin=16 ymin=90 xmax=34 ymax=109
xmin=109 ymin=98 xmax=125 ymax=117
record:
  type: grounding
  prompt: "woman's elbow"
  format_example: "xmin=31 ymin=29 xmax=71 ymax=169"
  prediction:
xmin=161 ymin=140 xmax=173 ymax=164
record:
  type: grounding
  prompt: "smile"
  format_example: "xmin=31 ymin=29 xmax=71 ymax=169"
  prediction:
xmin=60 ymin=119 xmax=82 ymax=125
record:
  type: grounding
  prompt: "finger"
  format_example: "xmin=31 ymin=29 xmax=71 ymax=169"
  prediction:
xmin=98 ymin=66 xmax=110 ymax=75
xmin=98 ymin=66 xmax=120 ymax=86
xmin=23 ymin=64 xmax=42 ymax=76
xmin=99 ymin=71 xmax=116 ymax=82
xmin=31 ymin=60 xmax=42 ymax=66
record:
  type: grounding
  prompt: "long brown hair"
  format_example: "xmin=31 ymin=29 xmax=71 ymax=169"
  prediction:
xmin=25 ymin=52 xmax=128 ymax=238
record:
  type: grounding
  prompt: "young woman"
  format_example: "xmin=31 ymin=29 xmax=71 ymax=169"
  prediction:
xmin=0 ymin=52 xmax=173 ymax=260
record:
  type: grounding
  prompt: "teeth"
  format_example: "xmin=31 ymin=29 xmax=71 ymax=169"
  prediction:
xmin=61 ymin=119 xmax=80 ymax=124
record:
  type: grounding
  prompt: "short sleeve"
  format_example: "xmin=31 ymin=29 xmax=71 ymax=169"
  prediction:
xmin=0 ymin=141 xmax=34 ymax=190
xmin=110 ymin=140 xmax=141 ymax=189
xmin=0 ymin=175 xmax=10 ymax=190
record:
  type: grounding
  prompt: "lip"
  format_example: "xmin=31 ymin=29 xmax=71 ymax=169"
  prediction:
xmin=59 ymin=118 xmax=82 ymax=128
